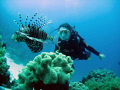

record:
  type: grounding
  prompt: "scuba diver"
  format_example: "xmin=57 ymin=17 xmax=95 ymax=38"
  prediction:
xmin=55 ymin=23 xmax=105 ymax=60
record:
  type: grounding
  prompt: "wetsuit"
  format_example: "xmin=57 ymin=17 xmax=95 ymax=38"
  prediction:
xmin=55 ymin=33 xmax=99 ymax=60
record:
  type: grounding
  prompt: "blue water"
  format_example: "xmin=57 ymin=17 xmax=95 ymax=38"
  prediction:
xmin=0 ymin=0 xmax=120 ymax=82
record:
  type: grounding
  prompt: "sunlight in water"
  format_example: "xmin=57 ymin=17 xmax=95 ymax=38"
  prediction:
xmin=5 ymin=53 xmax=25 ymax=80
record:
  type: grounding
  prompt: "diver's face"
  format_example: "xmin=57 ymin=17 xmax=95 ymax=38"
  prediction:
xmin=58 ymin=27 xmax=71 ymax=41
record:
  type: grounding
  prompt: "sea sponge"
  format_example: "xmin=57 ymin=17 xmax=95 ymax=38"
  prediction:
xmin=15 ymin=52 xmax=74 ymax=90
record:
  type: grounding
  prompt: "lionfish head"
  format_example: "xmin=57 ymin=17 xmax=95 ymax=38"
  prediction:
xmin=12 ymin=26 xmax=29 ymax=42
xmin=11 ymin=31 xmax=23 ymax=42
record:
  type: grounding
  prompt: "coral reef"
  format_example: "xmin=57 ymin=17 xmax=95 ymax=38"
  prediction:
xmin=82 ymin=68 xmax=116 ymax=83
xmin=69 ymin=81 xmax=89 ymax=90
xmin=82 ymin=68 xmax=120 ymax=90
xmin=13 ymin=52 xmax=74 ymax=90
xmin=0 ymin=86 xmax=11 ymax=90
xmin=0 ymin=37 xmax=10 ymax=87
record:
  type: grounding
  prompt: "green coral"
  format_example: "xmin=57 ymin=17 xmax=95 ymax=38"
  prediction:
xmin=69 ymin=81 xmax=89 ymax=90
xmin=85 ymin=77 xmax=120 ymax=90
xmin=0 ymin=42 xmax=6 ymax=57
xmin=82 ymin=69 xmax=120 ymax=90
xmin=0 ymin=39 xmax=10 ymax=86
xmin=14 ymin=52 xmax=74 ymax=90
xmin=82 ymin=68 xmax=117 ymax=83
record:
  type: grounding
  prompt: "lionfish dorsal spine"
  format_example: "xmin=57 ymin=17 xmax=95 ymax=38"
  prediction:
xmin=35 ymin=16 xmax=43 ymax=26
xmin=38 ymin=20 xmax=52 ymax=29
xmin=46 ymin=36 xmax=54 ymax=41
xmin=18 ymin=13 xmax=24 ymax=27
xmin=46 ymin=20 xmax=52 ymax=25
xmin=14 ymin=20 xmax=19 ymax=25
xmin=36 ymin=15 xmax=43 ymax=26
xmin=38 ymin=17 xmax=47 ymax=29
xmin=25 ymin=15 xmax=29 ymax=26
xmin=31 ymin=14 xmax=44 ymax=27
xmin=14 ymin=20 xmax=21 ymax=31
xmin=39 ymin=14 xmax=44 ymax=20
xmin=29 ymin=12 xmax=38 ymax=26
xmin=41 ymin=16 xmax=47 ymax=23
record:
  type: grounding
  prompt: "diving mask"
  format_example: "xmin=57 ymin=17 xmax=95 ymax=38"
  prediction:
xmin=57 ymin=29 xmax=70 ymax=36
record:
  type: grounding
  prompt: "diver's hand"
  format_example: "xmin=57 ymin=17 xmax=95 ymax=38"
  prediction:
xmin=99 ymin=54 xmax=105 ymax=60
xmin=55 ymin=50 xmax=59 ymax=55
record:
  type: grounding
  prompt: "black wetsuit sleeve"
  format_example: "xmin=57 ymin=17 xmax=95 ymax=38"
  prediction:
xmin=86 ymin=46 xmax=100 ymax=56
xmin=80 ymin=39 xmax=100 ymax=56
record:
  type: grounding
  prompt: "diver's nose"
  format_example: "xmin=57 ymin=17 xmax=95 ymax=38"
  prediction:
xmin=62 ymin=32 xmax=66 ymax=37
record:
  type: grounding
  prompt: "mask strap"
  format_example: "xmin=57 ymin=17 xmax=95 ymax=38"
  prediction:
xmin=49 ymin=28 xmax=59 ymax=35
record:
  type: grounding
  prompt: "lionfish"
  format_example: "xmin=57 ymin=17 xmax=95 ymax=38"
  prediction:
xmin=12 ymin=12 xmax=53 ymax=53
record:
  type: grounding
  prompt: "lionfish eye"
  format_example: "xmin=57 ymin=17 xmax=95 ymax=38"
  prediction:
xmin=15 ymin=31 xmax=19 ymax=35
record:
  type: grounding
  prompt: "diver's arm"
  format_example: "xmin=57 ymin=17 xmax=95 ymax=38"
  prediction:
xmin=82 ymin=40 xmax=105 ymax=60
xmin=82 ymin=40 xmax=99 ymax=56
xmin=86 ymin=45 xmax=100 ymax=56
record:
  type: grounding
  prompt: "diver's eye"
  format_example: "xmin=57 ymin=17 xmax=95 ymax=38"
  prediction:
xmin=60 ymin=31 xmax=63 ymax=35
xmin=63 ymin=30 xmax=70 ymax=34
xmin=58 ymin=31 xmax=63 ymax=36
xmin=58 ymin=30 xmax=70 ymax=36
xmin=15 ymin=31 xmax=21 ymax=36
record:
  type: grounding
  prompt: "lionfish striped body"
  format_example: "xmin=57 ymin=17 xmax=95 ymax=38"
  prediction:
xmin=12 ymin=12 xmax=53 ymax=52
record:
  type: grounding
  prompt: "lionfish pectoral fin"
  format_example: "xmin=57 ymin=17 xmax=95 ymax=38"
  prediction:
xmin=20 ymin=32 xmax=29 ymax=36
xmin=26 ymin=40 xmax=43 ymax=53
xmin=26 ymin=35 xmax=48 ymax=43
xmin=37 ymin=39 xmax=48 ymax=43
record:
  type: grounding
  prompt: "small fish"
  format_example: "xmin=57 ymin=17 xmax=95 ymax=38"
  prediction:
xmin=12 ymin=12 xmax=53 ymax=53
xmin=119 ymin=62 xmax=120 ymax=65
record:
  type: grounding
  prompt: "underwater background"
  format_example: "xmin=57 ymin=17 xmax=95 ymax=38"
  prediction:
xmin=0 ymin=0 xmax=120 ymax=82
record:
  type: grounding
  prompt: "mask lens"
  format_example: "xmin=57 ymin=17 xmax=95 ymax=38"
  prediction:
xmin=64 ymin=30 xmax=70 ymax=34
xmin=58 ymin=30 xmax=70 ymax=36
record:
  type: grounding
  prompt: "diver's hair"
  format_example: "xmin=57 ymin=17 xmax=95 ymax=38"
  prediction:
xmin=58 ymin=23 xmax=73 ymax=32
